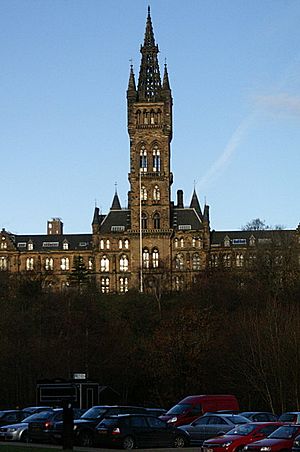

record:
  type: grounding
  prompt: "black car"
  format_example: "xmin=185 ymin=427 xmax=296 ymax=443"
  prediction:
xmin=53 ymin=405 xmax=148 ymax=446
xmin=27 ymin=408 xmax=84 ymax=444
xmin=240 ymin=412 xmax=278 ymax=422
xmin=95 ymin=414 xmax=189 ymax=449
xmin=0 ymin=410 xmax=27 ymax=426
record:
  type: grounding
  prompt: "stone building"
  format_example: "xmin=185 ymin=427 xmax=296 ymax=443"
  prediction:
xmin=1 ymin=9 xmax=299 ymax=293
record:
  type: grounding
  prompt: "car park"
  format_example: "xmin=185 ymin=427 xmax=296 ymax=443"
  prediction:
xmin=202 ymin=422 xmax=283 ymax=452
xmin=95 ymin=413 xmax=189 ymax=449
xmin=240 ymin=412 xmax=278 ymax=422
xmin=244 ymin=424 xmax=300 ymax=452
xmin=179 ymin=413 xmax=250 ymax=446
xmin=22 ymin=406 xmax=53 ymax=416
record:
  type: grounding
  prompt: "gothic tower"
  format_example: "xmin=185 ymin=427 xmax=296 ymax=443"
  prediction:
xmin=127 ymin=7 xmax=173 ymax=283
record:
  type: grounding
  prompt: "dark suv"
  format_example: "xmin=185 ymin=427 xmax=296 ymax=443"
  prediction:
xmin=95 ymin=414 xmax=189 ymax=449
xmin=58 ymin=405 xmax=148 ymax=446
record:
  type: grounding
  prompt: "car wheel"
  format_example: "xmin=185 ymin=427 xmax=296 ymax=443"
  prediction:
xmin=20 ymin=431 xmax=29 ymax=443
xmin=122 ymin=435 xmax=135 ymax=449
xmin=174 ymin=434 xmax=186 ymax=448
xmin=78 ymin=430 xmax=94 ymax=447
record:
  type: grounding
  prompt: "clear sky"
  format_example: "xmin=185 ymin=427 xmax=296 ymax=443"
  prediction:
xmin=1 ymin=0 xmax=300 ymax=234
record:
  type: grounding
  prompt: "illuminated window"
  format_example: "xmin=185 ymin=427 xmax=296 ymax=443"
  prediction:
xmin=175 ymin=253 xmax=184 ymax=270
xmin=152 ymin=146 xmax=160 ymax=172
xmin=101 ymin=277 xmax=110 ymax=293
xmin=26 ymin=257 xmax=34 ymax=271
xmin=61 ymin=257 xmax=70 ymax=271
xmin=124 ymin=239 xmax=129 ymax=249
xmin=120 ymin=255 xmax=129 ymax=272
xmin=174 ymin=238 xmax=178 ymax=248
xmin=0 ymin=257 xmax=7 ymax=271
xmin=63 ymin=241 xmax=69 ymax=250
xmin=236 ymin=253 xmax=244 ymax=267
xmin=28 ymin=241 xmax=33 ymax=251
xmin=0 ymin=242 xmax=7 ymax=249
xmin=152 ymin=248 xmax=159 ymax=268
xmin=141 ymin=185 xmax=147 ymax=200
xmin=45 ymin=258 xmax=54 ymax=271
xmin=119 ymin=277 xmax=129 ymax=293
xmin=174 ymin=275 xmax=184 ymax=291
xmin=223 ymin=254 xmax=231 ymax=267
xmin=100 ymin=239 xmax=104 ymax=250
xmin=88 ymin=257 xmax=93 ymax=270
xmin=140 ymin=146 xmax=147 ymax=172
xmin=210 ymin=254 xmax=218 ymax=267
xmin=192 ymin=253 xmax=201 ymax=270
xmin=143 ymin=248 xmax=150 ymax=268
xmin=100 ymin=255 xmax=109 ymax=272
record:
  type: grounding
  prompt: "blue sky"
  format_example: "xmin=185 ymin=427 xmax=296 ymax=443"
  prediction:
xmin=1 ymin=0 xmax=300 ymax=234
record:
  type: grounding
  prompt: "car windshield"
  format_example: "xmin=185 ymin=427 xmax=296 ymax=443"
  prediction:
xmin=81 ymin=407 xmax=107 ymax=419
xmin=22 ymin=411 xmax=53 ymax=422
xmin=166 ymin=404 xmax=192 ymax=415
xmin=228 ymin=416 xmax=250 ymax=424
xmin=227 ymin=424 xmax=257 ymax=436
xmin=269 ymin=426 xmax=299 ymax=439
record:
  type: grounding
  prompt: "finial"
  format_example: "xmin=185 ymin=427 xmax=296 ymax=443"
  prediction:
xmin=94 ymin=198 xmax=97 ymax=208
xmin=164 ymin=57 xmax=167 ymax=66
xmin=204 ymin=196 xmax=207 ymax=205
xmin=129 ymin=58 xmax=133 ymax=69
xmin=148 ymin=5 xmax=151 ymax=16
xmin=114 ymin=182 xmax=118 ymax=194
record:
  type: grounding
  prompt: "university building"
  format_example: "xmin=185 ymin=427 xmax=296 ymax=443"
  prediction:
xmin=1 ymin=9 xmax=299 ymax=293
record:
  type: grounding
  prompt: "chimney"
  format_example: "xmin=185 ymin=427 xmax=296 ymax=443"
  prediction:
xmin=177 ymin=190 xmax=184 ymax=208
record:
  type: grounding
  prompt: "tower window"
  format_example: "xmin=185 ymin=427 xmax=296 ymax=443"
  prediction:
xmin=153 ymin=185 xmax=160 ymax=201
xmin=153 ymin=212 xmax=160 ymax=229
xmin=140 ymin=146 xmax=147 ymax=172
xmin=45 ymin=258 xmax=54 ymax=271
xmin=0 ymin=257 xmax=7 ymax=271
xmin=152 ymin=146 xmax=160 ymax=172
xmin=26 ymin=257 xmax=34 ymax=271
xmin=101 ymin=277 xmax=110 ymax=293
xmin=175 ymin=253 xmax=184 ymax=270
xmin=192 ymin=253 xmax=201 ymax=270
xmin=119 ymin=277 xmax=129 ymax=293
xmin=141 ymin=185 xmax=147 ymax=200
xmin=141 ymin=212 xmax=148 ymax=230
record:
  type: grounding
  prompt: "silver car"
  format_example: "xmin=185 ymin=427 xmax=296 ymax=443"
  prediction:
xmin=0 ymin=410 xmax=53 ymax=441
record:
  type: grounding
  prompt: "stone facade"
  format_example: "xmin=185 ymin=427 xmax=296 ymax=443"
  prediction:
xmin=1 ymin=9 xmax=299 ymax=293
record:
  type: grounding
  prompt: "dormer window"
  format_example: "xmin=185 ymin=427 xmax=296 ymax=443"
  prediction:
xmin=249 ymin=235 xmax=256 ymax=246
xmin=28 ymin=241 xmax=33 ymax=251
xmin=63 ymin=240 xmax=69 ymax=250
xmin=224 ymin=236 xmax=230 ymax=247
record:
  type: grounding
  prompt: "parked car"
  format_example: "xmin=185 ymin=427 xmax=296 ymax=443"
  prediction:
xmin=292 ymin=434 xmax=300 ymax=452
xmin=22 ymin=406 xmax=53 ymax=416
xmin=202 ymin=422 xmax=283 ymax=452
xmin=0 ymin=410 xmax=27 ymax=427
xmin=244 ymin=424 xmax=300 ymax=452
xmin=55 ymin=405 xmax=148 ymax=446
xmin=28 ymin=408 xmax=84 ymax=443
xmin=279 ymin=412 xmax=300 ymax=423
xmin=95 ymin=413 xmax=189 ymax=449
xmin=0 ymin=409 xmax=54 ymax=442
xmin=240 ymin=412 xmax=278 ymax=422
xmin=145 ymin=408 xmax=167 ymax=417
xmin=179 ymin=413 xmax=250 ymax=446
xmin=160 ymin=395 xmax=239 ymax=426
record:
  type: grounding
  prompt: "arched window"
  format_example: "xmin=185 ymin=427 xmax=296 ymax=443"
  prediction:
xmin=0 ymin=257 xmax=7 ymax=271
xmin=153 ymin=212 xmax=160 ymax=229
xmin=174 ymin=238 xmax=178 ymax=248
xmin=106 ymin=239 xmax=110 ymax=249
xmin=100 ymin=239 xmax=104 ymax=250
xmin=136 ymin=109 xmax=141 ymax=125
xmin=175 ymin=253 xmax=184 ymax=270
xmin=45 ymin=257 xmax=54 ymax=271
xmin=88 ymin=257 xmax=93 ymax=270
xmin=174 ymin=275 xmax=185 ymax=291
xmin=143 ymin=248 xmax=150 ymax=268
xmin=61 ymin=257 xmax=70 ymax=271
xmin=192 ymin=253 xmax=201 ymax=270
xmin=180 ymin=238 xmax=184 ymax=248
xmin=141 ymin=185 xmax=147 ymax=200
xmin=63 ymin=240 xmax=69 ymax=250
xmin=150 ymin=109 xmax=155 ymax=124
xmin=100 ymin=255 xmax=110 ymax=272
xmin=152 ymin=248 xmax=159 ymax=268
xmin=0 ymin=241 xmax=7 ymax=249
xmin=141 ymin=212 xmax=148 ymax=229
xmin=236 ymin=253 xmax=244 ymax=267
xmin=223 ymin=254 xmax=231 ymax=267
xmin=124 ymin=239 xmax=129 ymax=249
xmin=120 ymin=254 xmax=129 ymax=272
xmin=119 ymin=277 xmax=129 ymax=293
xmin=152 ymin=146 xmax=160 ymax=172
xmin=140 ymin=146 xmax=147 ymax=172
xmin=143 ymin=110 xmax=148 ymax=124
xmin=210 ymin=254 xmax=218 ymax=267
xmin=153 ymin=185 xmax=160 ymax=201
xmin=101 ymin=277 xmax=110 ymax=293
xmin=26 ymin=257 xmax=34 ymax=271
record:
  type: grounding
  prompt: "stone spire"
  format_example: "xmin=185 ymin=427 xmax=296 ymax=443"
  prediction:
xmin=127 ymin=64 xmax=137 ymax=101
xmin=111 ymin=191 xmax=121 ymax=210
xmin=137 ymin=6 xmax=162 ymax=101
xmin=190 ymin=188 xmax=202 ymax=218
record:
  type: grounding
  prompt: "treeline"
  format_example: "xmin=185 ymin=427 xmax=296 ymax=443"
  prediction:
xmin=0 ymin=260 xmax=300 ymax=415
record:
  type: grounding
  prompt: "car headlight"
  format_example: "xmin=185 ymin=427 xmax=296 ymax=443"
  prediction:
xmin=167 ymin=417 xmax=177 ymax=423
xmin=295 ymin=442 xmax=300 ymax=447
xmin=222 ymin=442 xmax=233 ymax=447
xmin=73 ymin=425 xmax=78 ymax=431
xmin=260 ymin=447 xmax=271 ymax=451
xmin=7 ymin=428 xmax=17 ymax=432
xmin=244 ymin=447 xmax=249 ymax=450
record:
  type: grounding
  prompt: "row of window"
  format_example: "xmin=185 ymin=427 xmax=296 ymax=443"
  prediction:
xmin=100 ymin=239 xmax=129 ymax=250
xmin=100 ymin=277 xmax=129 ymax=293
xmin=174 ymin=237 xmax=203 ymax=249
xmin=209 ymin=253 xmax=294 ymax=268
xmin=140 ymin=145 xmax=161 ymax=172
xmin=141 ymin=185 xmax=160 ymax=202
xmin=136 ymin=109 xmax=162 ymax=126
xmin=174 ymin=253 xmax=201 ymax=271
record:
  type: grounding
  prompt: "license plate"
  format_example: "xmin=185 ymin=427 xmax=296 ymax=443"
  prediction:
xmin=98 ymin=430 xmax=108 ymax=435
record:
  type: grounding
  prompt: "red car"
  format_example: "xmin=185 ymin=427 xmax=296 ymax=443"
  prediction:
xmin=202 ymin=422 xmax=283 ymax=452
xmin=244 ymin=425 xmax=300 ymax=452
